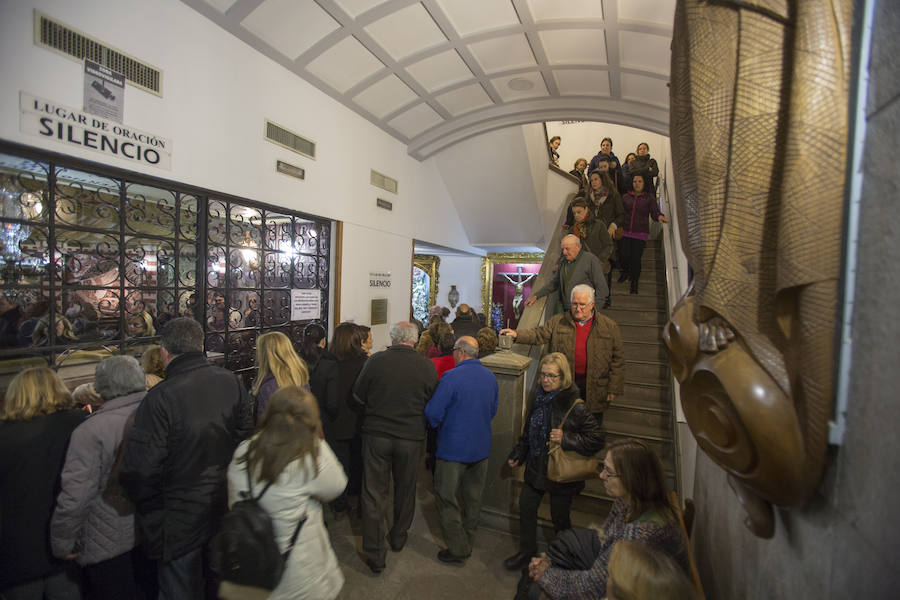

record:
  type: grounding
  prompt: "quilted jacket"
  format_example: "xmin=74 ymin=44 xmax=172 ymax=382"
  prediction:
xmin=51 ymin=390 xmax=144 ymax=565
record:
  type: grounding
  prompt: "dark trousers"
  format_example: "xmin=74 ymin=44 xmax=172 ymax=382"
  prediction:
xmin=433 ymin=458 xmax=489 ymax=557
xmin=620 ymin=237 xmax=647 ymax=289
xmin=158 ymin=546 xmax=216 ymax=600
xmin=517 ymin=481 xmax=582 ymax=554
xmin=0 ymin=566 xmax=80 ymax=600
xmin=82 ymin=550 xmax=140 ymax=600
xmin=573 ymin=380 xmax=605 ymax=427
xmin=331 ymin=436 xmax=362 ymax=511
xmin=361 ymin=434 xmax=424 ymax=563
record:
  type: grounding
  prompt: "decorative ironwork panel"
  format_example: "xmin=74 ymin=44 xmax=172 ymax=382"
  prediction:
xmin=0 ymin=144 xmax=331 ymax=383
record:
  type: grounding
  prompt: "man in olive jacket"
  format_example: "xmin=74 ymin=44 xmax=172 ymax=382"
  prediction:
xmin=503 ymin=284 xmax=624 ymax=424
xmin=525 ymin=235 xmax=609 ymax=313
xmin=120 ymin=318 xmax=253 ymax=599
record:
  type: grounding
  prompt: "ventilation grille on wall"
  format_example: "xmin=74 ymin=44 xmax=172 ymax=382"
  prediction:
xmin=34 ymin=11 xmax=162 ymax=96
xmin=371 ymin=170 xmax=398 ymax=194
xmin=265 ymin=120 xmax=316 ymax=159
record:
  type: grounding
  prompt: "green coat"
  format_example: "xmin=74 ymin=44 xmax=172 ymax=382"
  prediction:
xmin=516 ymin=310 xmax=625 ymax=413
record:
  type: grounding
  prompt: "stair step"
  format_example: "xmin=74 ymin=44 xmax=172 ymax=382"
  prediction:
xmin=618 ymin=381 xmax=672 ymax=411
xmin=610 ymin=276 xmax=665 ymax=294
xmin=623 ymin=340 xmax=668 ymax=362
xmin=617 ymin=323 xmax=663 ymax=344
xmin=625 ymin=359 xmax=670 ymax=381
xmin=602 ymin=307 xmax=667 ymax=326
xmin=604 ymin=406 xmax=673 ymax=436
xmin=608 ymin=293 xmax=666 ymax=310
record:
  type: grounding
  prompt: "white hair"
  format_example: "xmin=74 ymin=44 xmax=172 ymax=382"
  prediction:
xmin=94 ymin=355 xmax=146 ymax=400
xmin=570 ymin=284 xmax=595 ymax=304
xmin=390 ymin=322 xmax=419 ymax=345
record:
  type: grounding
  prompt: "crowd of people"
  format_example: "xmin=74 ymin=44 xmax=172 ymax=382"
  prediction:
xmin=0 ymin=286 xmax=693 ymax=600
xmin=547 ymin=136 xmax=668 ymax=303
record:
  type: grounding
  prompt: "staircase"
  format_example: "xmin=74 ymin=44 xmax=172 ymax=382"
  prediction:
xmin=539 ymin=237 xmax=678 ymax=530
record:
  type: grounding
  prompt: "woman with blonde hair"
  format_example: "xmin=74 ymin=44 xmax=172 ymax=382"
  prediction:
xmin=252 ymin=331 xmax=309 ymax=420
xmin=0 ymin=367 xmax=85 ymax=596
xmin=224 ymin=386 xmax=347 ymax=600
xmin=127 ymin=309 xmax=156 ymax=338
xmin=141 ymin=344 xmax=166 ymax=388
xmin=607 ymin=541 xmax=697 ymax=600
xmin=504 ymin=352 xmax=604 ymax=572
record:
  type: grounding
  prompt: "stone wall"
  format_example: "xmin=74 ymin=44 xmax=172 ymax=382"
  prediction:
xmin=690 ymin=3 xmax=900 ymax=597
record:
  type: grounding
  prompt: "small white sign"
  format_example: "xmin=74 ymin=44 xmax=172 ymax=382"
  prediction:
xmin=19 ymin=91 xmax=171 ymax=170
xmin=291 ymin=288 xmax=321 ymax=321
xmin=84 ymin=59 xmax=125 ymax=123
xmin=369 ymin=271 xmax=391 ymax=288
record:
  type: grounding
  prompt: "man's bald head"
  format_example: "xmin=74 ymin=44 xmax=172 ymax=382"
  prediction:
xmin=561 ymin=235 xmax=582 ymax=261
xmin=454 ymin=336 xmax=479 ymax=360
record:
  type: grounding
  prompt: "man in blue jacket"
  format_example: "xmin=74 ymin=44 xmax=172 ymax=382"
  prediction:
xmin=425 ymin=336 xmax=499 ymax=564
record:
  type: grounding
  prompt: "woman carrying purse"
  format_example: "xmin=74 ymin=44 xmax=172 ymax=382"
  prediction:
xmin=503 ymin=352 xmax=605 ymax=572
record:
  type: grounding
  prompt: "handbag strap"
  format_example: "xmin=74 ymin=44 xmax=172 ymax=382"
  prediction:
xmin=557 ymin=398 xmax=584 ymax=430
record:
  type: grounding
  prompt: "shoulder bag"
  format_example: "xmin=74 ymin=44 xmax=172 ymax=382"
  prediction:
xmin=546 ymin=399 xmax=602 ymax=483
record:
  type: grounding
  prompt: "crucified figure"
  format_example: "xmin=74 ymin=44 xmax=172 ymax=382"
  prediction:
xmin=499 ymin=266 xmax=537 ymax=320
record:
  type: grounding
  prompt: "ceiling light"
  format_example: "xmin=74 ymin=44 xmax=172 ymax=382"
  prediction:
xmin=507 ymin=77 xmax=534 ymax=91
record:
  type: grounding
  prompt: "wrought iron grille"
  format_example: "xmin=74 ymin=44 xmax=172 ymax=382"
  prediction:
xmin=0 ymin=142 xmax=330 ymax=384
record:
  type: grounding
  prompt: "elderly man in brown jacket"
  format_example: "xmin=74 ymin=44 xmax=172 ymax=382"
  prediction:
xmin=501 ymin=284 xmax=624 ymax=424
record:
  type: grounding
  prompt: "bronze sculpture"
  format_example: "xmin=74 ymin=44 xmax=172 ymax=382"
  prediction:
xmin=664 ymin=0 xmax=851 ymax=537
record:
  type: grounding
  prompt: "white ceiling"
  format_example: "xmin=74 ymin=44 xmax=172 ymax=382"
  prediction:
xmin=183 ymin=0 xmax=675 ymax=159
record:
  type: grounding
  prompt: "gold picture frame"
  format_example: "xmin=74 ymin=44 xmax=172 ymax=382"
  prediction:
xmin=481 ymin=252 xmax=545 ymax=319
xmin=412 ymin=254 xmax=440 ymax=321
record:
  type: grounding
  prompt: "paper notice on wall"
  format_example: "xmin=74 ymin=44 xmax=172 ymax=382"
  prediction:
xmin=291 ymin=289 xmax=321 ymax=321
xmin=84 ymin=60 xmax=125 ymax=123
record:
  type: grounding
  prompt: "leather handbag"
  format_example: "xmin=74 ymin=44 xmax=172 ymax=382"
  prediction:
xmin=546 ymin=399 xmax=602 ymax=483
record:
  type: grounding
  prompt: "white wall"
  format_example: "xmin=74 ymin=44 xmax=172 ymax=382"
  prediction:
xmin=0 ymin=0 xmax=481 ymax=255
xmin=433 ymin=255 xmax=483 ymax=314
xmin=338 ymin=223 xmax=413 ymax=352
xmin=546 ymin=121 xmax=671 ymax=184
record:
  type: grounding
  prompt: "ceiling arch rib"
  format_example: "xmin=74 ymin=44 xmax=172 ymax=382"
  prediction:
xmin=182 ymin=0 xmax=676 ymax=157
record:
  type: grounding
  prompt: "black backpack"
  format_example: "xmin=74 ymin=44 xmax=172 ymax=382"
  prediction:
xmin=210 ymin=463 xmax=306 ymax=590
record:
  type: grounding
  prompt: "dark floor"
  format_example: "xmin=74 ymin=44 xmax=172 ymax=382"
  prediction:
xmin=327 ymin=465 xmax=523 ymax=600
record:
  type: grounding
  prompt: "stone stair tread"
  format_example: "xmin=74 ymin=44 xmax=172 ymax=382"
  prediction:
xmin=614 ymin=395 xmax=671 ymax=413
xmin=605 ymin=424 xmax=673 ymax=443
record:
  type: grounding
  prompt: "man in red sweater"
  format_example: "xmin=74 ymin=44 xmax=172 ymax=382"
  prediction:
xmin=501 ymin=284 xmax=624 ymax=424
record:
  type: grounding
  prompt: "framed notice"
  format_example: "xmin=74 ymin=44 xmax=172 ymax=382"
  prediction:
xmin=371 ymin=298 xmax=388 ymax=326
xmin=290 ymin=289 xmax=321 ymax=321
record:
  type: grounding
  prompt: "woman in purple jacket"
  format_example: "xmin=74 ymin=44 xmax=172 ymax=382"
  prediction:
xmin=618 ymin=174 xmax=668 ymax=294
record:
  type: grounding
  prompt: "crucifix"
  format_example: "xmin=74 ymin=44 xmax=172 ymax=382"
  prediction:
xmin=498 ymin=266 xmax=537 ymax=320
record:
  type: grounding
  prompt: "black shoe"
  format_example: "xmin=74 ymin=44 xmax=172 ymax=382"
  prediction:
xmin=503 ymin=551 xmax=534 ymax=572
xmin=437 ymin=549 xmax=466 ymax=564
xmin=630 ymin=282 xmax=639 ymax=295
xmin=617 ymin=272 xmax=629 ymax=283
xmin=389 ymin=535 xmax=407 ymax=552
xmin=365 ymin=558 xmax=385 ymax=574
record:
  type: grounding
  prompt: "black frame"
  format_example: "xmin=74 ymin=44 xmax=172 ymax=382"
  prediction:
xmin=0 ymin=140 xmax=331 ymax=381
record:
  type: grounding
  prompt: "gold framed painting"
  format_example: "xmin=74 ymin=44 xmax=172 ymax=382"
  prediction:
xmin=481 ymin=252 xmax=544 ymax=330
xmin=411 ymin=254 xmax=440 ymax=324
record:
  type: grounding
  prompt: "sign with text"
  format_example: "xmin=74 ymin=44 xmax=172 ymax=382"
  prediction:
xmin=369 ymin=271 xmax=391 ymax=288
xmin=19 ymin=91 xmax=171 ymax=170
xmin=84 ymin=60 xmax=125 ymax=123
xmin=290 ymin=288 xmax=321 ymax=321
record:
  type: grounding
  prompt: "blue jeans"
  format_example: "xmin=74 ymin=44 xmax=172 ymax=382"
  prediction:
xmin=158 ymin=547 xmax=203 ymax=600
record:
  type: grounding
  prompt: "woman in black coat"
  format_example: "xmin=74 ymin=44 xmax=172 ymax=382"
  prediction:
xmin=300 ymin=323 xmax=340 ymax=432
xmin=327 ymin=322 xmax=370 ymax=516
xmin=0 ymin=367 xmax=85 ymax=597
xmin=503 ymin=353 xmax=605 ymax=572
xmin=626 ymin=142 xmax=660 ymax=196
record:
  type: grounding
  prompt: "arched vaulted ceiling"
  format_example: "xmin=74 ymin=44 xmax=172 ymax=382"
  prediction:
xmin=183 ymin=0 xmax=675 ymax=160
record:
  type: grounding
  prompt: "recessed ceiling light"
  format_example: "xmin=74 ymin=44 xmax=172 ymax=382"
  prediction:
xmin=507 ymin=77 xmax=534 ymax=91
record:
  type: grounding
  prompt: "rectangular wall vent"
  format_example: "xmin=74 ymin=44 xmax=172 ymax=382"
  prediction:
xmin=34 ymin=11 xmax=163 ymax=96
xmin=370 ymin=170 xmax=398 ymax=194
xmin=265 ymin=120 xmax=316 ymax=159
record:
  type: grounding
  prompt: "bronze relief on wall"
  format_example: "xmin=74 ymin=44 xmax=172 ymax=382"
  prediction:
xmin=664 ymin=0 xmax=852 ymax=537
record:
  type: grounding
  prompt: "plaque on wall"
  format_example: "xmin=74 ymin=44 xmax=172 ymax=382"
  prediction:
xmin=371 ymin=298 xmax=388 ymax=326
xmin=290 ymin=289 xmax=321 ymax=321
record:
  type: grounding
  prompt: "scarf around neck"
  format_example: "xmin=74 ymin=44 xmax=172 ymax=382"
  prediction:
xmin=529 ymin=386 xmax=560 ymax=457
